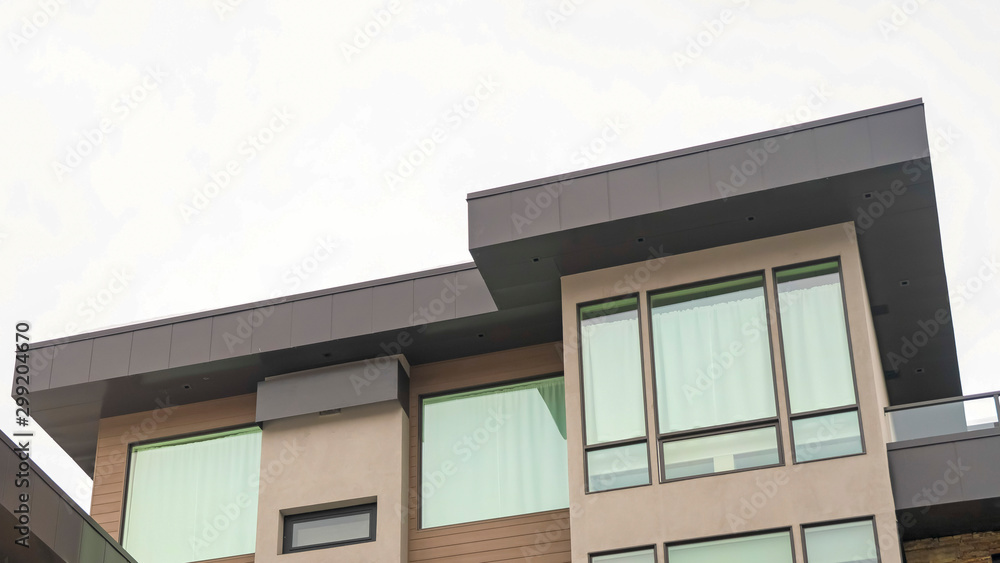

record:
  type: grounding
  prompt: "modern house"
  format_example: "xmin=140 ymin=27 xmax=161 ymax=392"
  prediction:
xmin=9 ymin=99 xmax=1000 ymax=563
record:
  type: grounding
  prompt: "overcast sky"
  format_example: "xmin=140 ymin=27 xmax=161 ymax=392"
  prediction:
xmin=2 ymin=1 xmax=998 ymax=513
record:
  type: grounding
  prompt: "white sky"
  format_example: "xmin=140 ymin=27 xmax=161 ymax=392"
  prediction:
xmin=1 ymin=0 xmax=998 ymax=513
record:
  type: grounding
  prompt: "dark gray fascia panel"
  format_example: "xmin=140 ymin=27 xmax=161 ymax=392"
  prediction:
xmin=255 ymin=356 xmax=410 ymax=422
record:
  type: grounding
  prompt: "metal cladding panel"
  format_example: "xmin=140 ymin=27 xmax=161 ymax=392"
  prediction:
xmin=468 ymin=191 xmax=512 ymax=247
xmin=867 ymin=105 xmax=930 ymax=166
xmin=761 ymin=129 xmax=819 ymax=189
xmin=50 ymin=340 xmax=93 ymax=388
xmin=708 ymin=140 xmax=766 ymax=197
xmin=54 ymin=498 xmax=84 ymax=563
xmin=89 ymin=333 xmax=133 ymax=382
xmin=331 ymin=288 xmax=373 ymax=339
xmin=291 ymin=295 xmax=333 ymax=346
xmin=609 ymin=163 xmax=659 ymax=220
xmin=250 ymin=302 xmax=293 ymax=353
xmin=210 ymin=312 xmax=252 ymax=360
xmin=455 ymin=269 xmax=497 ymax=318
xmin=814 ymin=117 xmax=874 ymax=178
xmin=413 ymin=274 xmax=458 ymax=323
xmin=558 ymin=173 xmax=609 ymax=230
xmin=372 ymin=281 xmax=415 ymax=332
xmin=127 ymin=325 xmax=171 ymax=375
xmin=168 ymin=318 xmax=212 ymax=368
xmin=31 ymin=478 xmax=60 ymax=546
xmin=79 ymin=526 xmax=108 ymax=563
xmin=658 ymin=150 xmax=712 ymax=209
xmin=511 ymin=184 xmax=560 ymax=240
xmin=27 ymin=345 xmax=54 ymax=392
xmin=255 ymin=357 xmax=408 ymax=422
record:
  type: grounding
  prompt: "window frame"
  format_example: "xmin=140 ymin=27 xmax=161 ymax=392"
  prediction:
xmin=416 ymin=372 xmax=568 ymax=528
xmin=646 ymin=271 xmax=784 ymax=483
xmin=800 ymin=515 xmax=881 ymax=563
xmin=282 ymin=502 xmax=377 ymax=554
xmin=664 ymin=526 xmax=795 ymax=563
xmin=576 ymin=294 xmax=653 ymax=494
xmin=589 ymin=544 xmax=658 ymax=562
xmin=772 ymin=257 xmax=866 ymax=465
xmin=118 ymin=423 xmax=262 ymax=544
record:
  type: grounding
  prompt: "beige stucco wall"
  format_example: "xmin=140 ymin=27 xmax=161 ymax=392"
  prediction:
xmin=561 ymin=224 xmax=902 ymax=562
xmin=254 ymin=400 xmax=408 ymax=563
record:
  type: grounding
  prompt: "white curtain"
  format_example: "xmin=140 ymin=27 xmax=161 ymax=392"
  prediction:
xmin=652 ymin=288 xmax=775 ymax=433
xmin=421 ymin=377 xmax=568 ymax=528
xmin=122 ymin=428 xmax=261 ymax=563
xmin=581 ymin=312 xmax=646 ymax=444
xmin=669 ymin=531 xmax=793 ymax=563
xmin=778 ymin=273 xmax=856 ymax=413
xmin=804 ymin=520 xmax=878 ymax=563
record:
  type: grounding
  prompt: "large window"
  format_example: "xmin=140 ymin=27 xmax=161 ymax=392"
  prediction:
xmin=802 ymin=518 xmax=879 ymax=562
xmin=579 ymin=297 xmax=650 ymax=492
xmin=667 ymin=530 xmax=793 ymax=562
xmin=650 ymin=275 xmax=781 ymax=481
xmin=420 ymin=376 xmax=568 ymax=528
xmin=122 ymin=426 xmax=262 ymax=563
xmin=776 ymin=261 xmax=864 ymax=463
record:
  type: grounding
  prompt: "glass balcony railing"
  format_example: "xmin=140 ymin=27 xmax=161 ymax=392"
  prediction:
xmin=885 ymin=391 xmax=1000 ymax=443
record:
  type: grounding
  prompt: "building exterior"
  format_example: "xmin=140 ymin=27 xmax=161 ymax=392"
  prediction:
xmin=8 ymin=99 xmax=1000 ymax=563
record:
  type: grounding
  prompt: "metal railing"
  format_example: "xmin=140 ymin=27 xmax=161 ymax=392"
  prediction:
xmin=884 ymin=390 xmax=1000 ymax=443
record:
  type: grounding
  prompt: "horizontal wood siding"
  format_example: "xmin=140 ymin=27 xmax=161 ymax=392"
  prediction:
xmin=408 ymin=343 xmax=571 ymax=562
xmin=90 ymin=393 xmax=256 ymax=557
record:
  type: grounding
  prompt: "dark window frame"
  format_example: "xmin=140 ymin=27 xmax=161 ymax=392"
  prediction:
xmin=772 ymin=257 xmax=867 ymax=465
xmin=800 ymin=515 xmax=881 ymax=563
xmin=664 ymin=526 xmax=795 ymax=562
xmin=589 ymin=543 xmax=657 ymax=562
xmin=646 ymin=271 xmax=784 ymax=483
xmin=416 ymin=372 xmax=568 ymax=528
xmin=119 ymin=423 xmax=262 ymax=544
xmin=576 ymin=294 xmax=653 ymax=494
xmin=282 ymin=502 xmax=377 ymax=553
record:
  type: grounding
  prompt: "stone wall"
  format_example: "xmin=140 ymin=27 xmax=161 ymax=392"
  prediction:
xmin=904 ymin=531 xmax=1000 ymax=563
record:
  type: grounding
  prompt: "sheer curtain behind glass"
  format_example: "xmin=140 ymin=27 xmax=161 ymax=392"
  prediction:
xmin=668 ymin=531 xmax=793 ymax=563
xmin=804 ymin=520 xmax=879 ymax=563
xmin=421 ymin=377 xmax=568 ymax=528
xmin=581 ymin=307 xmax=645 ymax=444
xmin=651 ymin=282 xmax=775 ymax=433
xmin=122 ymin=428 xmax=262 ymax=563
xmin=778 ymin=270 xmax=856 ymax=413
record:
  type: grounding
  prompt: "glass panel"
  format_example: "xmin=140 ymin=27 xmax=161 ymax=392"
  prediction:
xmin=291 ymin=511 xmax=371 ymax=549
xmin=122 ymin=428 xmax=262 ymax=563
xmin=887 ymin=397 xmax=999 ymax=442
xmin=650 ymin=276 xmax=776 ymax=433
xmin=804 ymin=519 xmax=879 ymax=563
xmin=421 ymin=377 xmax=569 ymax=528
xmin=587 ymin=442 xmax=650 ymax=492
xmin=662 ymin=426 xmax=779 ymax=480
xmin=580 ymin=298 xmax=646 ymax=445
xmin=592 ymin=548 xmax=656 ymax=562
xmin=793 ymin=410 xmax=863 ymax=462
xmin=668 ymin=530 xmax=793 ymax=563
xmin=776 ymin=263 xmax=857 ymax=414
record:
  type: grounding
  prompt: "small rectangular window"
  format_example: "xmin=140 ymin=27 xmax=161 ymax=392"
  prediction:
xmin=803 ymin=518 xmax=879 ymax=562
xmin=283 ymin=503 xmax=376 ymax=553
xmin=667 ymin=530 xmax=793 ymax=562
xmin=591 ymin=546 xmax=656 ymax=562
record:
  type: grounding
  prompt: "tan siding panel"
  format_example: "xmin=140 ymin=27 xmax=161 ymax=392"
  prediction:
xmin=407 ymin=344 xmax=569 ymax=563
